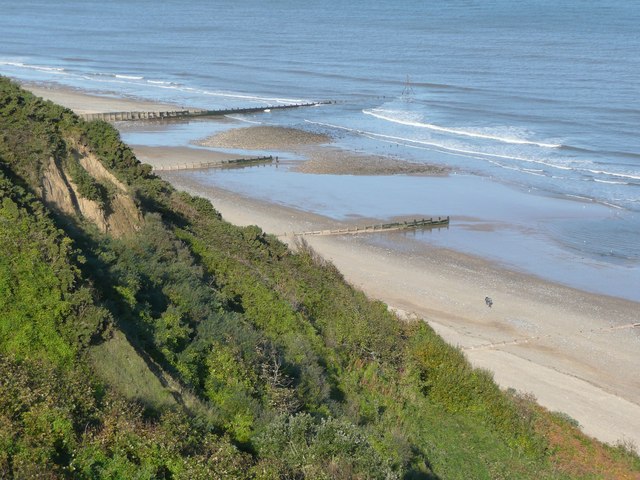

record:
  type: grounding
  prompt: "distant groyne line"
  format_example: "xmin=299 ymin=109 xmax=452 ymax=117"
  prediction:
xmin=283 ymin=217 xmax=450 ymax=238
xmin=153 ymin=155 xmax=274 ymax=171
xmin=79 ymin=101 xmax=332 ymax=122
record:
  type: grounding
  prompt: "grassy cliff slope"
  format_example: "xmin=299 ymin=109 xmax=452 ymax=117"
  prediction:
xmin=1 ymin=77 xmax=638 ymax=479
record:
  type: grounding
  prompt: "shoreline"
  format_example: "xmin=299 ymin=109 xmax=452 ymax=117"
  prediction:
xmin=24 ymin=82 xmax=640 ymax=449
xmin=132 ymin=145 xmax=243 ymax=170
xmin=21 ymin=81 xmax=182 ymax=115
xmin=164 ymin=174 xmax=640 ymax=449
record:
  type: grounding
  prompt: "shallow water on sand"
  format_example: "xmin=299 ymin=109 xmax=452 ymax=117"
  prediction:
xmin=168 ymin=152 xmax=639 ymax=301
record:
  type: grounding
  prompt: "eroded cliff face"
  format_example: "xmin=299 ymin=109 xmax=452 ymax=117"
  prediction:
xmin=41 ymin=156 xmax=78 ymax=218
xmin=76 ymin=146 xmax=143 ymax=237
xmin=77 ymin=148 xmax=127 ymax=192
xmin=41 ymin=146 xmax=142 ymax=237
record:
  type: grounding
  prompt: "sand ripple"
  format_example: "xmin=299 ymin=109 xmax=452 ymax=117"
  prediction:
xmin=295 ymin=148 xmax=448 ymax=176
xmin=199 ymin=126 xmax=447 ymax=176
xmin=198 ymin=126 xmax=330 ymax=150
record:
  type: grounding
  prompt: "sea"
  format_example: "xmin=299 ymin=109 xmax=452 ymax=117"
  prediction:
xmin=1 ymin=0 xmax=639 ymax=300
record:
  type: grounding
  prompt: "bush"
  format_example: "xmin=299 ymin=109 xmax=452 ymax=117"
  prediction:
xmin=407 ymin=322 xmax=543 ymax=455
xmin=65 ymin=154 xmax=110 ymax=208
xmin=255 ymin=413 xmax=399 ymax=479
xmin=0 ymin=177 xmax=109 ymax=365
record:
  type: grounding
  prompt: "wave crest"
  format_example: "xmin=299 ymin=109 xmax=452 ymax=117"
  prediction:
xmin=363 ymin=108 xmax=562 ymax=149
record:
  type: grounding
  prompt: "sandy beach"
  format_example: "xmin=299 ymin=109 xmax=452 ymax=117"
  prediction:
xmin=22 ymin=82 xmax=181 ymax=115
xmin=26 ymin=84 xmax=640 ymax=450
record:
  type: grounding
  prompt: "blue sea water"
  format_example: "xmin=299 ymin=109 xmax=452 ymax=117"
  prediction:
xmin=1 ymin=0 xmax=639 ymax=298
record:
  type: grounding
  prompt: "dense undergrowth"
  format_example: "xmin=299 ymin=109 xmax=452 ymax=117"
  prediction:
xmin=1 ymin=76 xmax=639 ymax=478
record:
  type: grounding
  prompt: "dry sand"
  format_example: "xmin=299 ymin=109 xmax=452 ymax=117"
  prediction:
xmin=23 ymin=82 xmax=181 ymax=115
xmin=25 ymin=83 xmax=640 ymax=450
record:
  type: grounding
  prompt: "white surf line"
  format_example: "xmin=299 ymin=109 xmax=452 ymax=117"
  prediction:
xmin=363 ymin=109 xmax=563 ymax=149
xmin=304 ymin=119 xmax=574 ymax=172
xmin=224 ymin=115 xmax=264 ymax=125
xmin=587 ymin=169 xmax=640 ymax=181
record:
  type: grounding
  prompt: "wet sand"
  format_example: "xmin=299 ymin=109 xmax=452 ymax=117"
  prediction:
xmin=132 ymin=145 xmax=241 ymax=170
xmin=198 ymin=125 xmax=330 ymax=149
xmin=199 ymin=125 xmax=447 ymax=176
xmin=25 ymin=83 xmax=640 ymax=450
xmin=294 ymin=148 xmax=448 ymax=176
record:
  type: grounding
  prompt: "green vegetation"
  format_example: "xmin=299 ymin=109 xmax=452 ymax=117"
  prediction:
xmin=1 ymin=76 xmax=639 ymax=478
xmin=0 ymin=176 xmax=109 ymax=366
xmin=64 ymin=155 xmax=110 ymax=209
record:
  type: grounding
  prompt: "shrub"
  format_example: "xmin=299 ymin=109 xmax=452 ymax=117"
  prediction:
xmin=255 ymin=413 xmax=399 ymax=479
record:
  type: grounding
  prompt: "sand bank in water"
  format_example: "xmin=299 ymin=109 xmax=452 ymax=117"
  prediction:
xmin=131 ymin=145 xmax=241 ymax=170
xmin=198 ymin=125 xmax=330 ymax=150
xmin=199 ymin=125 xmax=446 ymax=176
xmin=294 ymin=148 xmax=448 ymax=176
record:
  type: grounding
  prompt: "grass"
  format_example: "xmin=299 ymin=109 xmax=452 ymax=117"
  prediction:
xmin=87 ymin=331 xmax=176 ymax=410
xmin=535 ymin=406 xmax=640 ymax=480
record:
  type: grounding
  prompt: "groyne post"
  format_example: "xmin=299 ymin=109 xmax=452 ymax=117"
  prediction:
xmin=78 ymin=101 xmax=333 ymax=123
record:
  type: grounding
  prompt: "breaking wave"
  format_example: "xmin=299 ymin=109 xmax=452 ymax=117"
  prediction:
xmin=363 ymin=108 xmax=563 ymax=148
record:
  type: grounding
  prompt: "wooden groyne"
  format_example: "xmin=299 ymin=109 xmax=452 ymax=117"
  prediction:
xmin=79 ymin=101 xmax=332 ymax=122
xmin=287 ymin=217 xmax=450 ymax=237
xmin=193 ymin=101 xmax=332 ymax=117
xmin=153 ymin=156 xmax=274 ymax=172
xmin=79 ymin=109 xmax=205 ymax=122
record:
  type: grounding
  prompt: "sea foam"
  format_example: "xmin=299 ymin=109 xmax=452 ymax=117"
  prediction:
xmin=363 ymin=108 xmax=562 ymax=149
